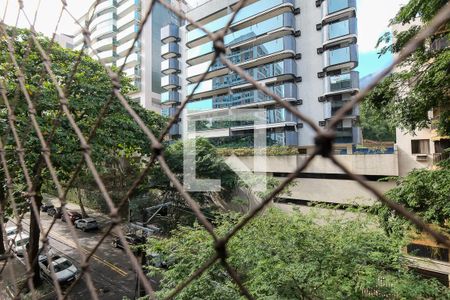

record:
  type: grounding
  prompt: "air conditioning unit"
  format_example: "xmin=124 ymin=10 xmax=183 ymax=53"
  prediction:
xmin=416 ymin=155 xmax=428 ymax=161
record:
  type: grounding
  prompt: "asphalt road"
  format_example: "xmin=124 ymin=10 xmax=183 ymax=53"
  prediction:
xmin=10 ymin=211 xmax=147 ymax=300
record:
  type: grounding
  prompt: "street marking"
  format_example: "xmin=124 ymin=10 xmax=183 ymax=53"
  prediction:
xmin=21 ymin=220 xmax=128 ymax=277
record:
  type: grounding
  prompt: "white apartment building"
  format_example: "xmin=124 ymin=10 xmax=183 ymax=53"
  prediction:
xmin=73 ymin=0 xmax=187 ymax=111
xmin=160 ymin=0 xmax=361 ymax=149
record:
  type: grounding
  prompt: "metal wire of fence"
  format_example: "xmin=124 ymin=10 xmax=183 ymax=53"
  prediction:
xmin=0 ymin=0 xmax=448 ymax=299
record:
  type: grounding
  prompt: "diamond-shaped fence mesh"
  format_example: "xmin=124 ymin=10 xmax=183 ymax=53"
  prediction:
xmin=0 ymin=0 xmax=449 ymax=299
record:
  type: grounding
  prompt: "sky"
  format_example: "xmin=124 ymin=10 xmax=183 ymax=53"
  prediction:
xmin=0 ymin=0 xmax=408 ymax=78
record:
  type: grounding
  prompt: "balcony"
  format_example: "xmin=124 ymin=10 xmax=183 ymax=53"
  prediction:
xmin=117 ymin=10 xmax=136 ymax=29
xmin=161 ymin=24 xmax=180 ymax=44
xmin=169 ymin=123 xmax=180 ymax=136
xmin=323 ymin=44 xmax=358 ymax=71
xmin=93 ymin=37 xmax=114 ymax=52
xmin=161 ymin=58 xmax=180 ymax=75
xmin=161 ymin=74 xmax=180 ymax=90
xmin=97 ymin=50 xmax=115 ymax=63
xmin=187 ymin=36 xmax=296 ymax=82
xmin=96 ymin=0 xmax=115 ymax=14
xmin=162 ymin=107 xmax=178 ymax=117
xmin=116 ymin=24 xmax=136 ymax=43
xmin=161 ymin=91 xmax=181 ymax=105
xmin=187 ymin=13 xmax=295 ymax=65
xmin=91 ymin=12 xmax=115 ymax=30
xmin=186 ymin=82 xmax=297 ymax=112
xmin=187 ymin=59 xmax=296 ymax=99
xmin=91 ymin=22 xmax=116 ymax=41
xmin=161 ymin=42 xmax=180 ymax=59
xmin=116 ymin=39 xmax=135 ymax=56
xmin=116 ymin=52 xmax=139 ymax=68
xmin=322 ymin=0 xmax=357 ymax=23
xmin=323 ymin=17 xmax=357 ymax=49
xmin=117 ymin=0 xmax=137 ymax=17
xmin=324 ymin=71 xmax=359 ymax=95
xmin=187 ymin=0 xmax=294 ymax=48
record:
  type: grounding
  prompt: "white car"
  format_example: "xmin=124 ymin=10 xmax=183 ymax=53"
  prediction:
xmin=38 ymin=254 xmax=79 ymax=284
xmin=12 ymin=233 xmax=30 ymax=257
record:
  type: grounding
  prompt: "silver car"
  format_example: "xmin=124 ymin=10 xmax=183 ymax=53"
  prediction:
xmin=74 ymin=218 xmax=99 ymax=231
xmin=38 ymin=255 xmax=79 ymax=284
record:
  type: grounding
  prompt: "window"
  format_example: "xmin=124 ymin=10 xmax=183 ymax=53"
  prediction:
xmin=411 ymin=139 xmax=430 ymax=154
xmin=407 ymin=243 xmax=449 ymax=262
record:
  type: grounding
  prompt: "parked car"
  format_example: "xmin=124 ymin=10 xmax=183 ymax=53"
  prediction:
xmin=41 ymin=203 xmax=54 ymax=212
xmin=48 ymin=207 xmax=62 ymax=218
xmin=12 ymin=233 xmax=29 ymax=257
xmin=38 ymin=254 xmax=79 ymax=284
xmin=111 ymin=234 xmax=144 ymax=250
xmin=74 ymin=218 xmax=99 ymax=231
xmin=5 ymin=226 xmax=19 ymax=240
xmin=61 ymin=211 xmax=82 ymax=224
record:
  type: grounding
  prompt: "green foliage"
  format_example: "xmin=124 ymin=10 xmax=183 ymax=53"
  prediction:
xmin=144 ymin=209 xmax=449 ymax=299
xmin=366 ymin=0 xmax=450 ymax=135
xmin=373 ymin=166 xmax=450 ymax=235
xmin=217 ymin=146 xmax=299 ymax=156
xmin=0 ymin=27 xmax=166 ymax=196
xmin=359 ymin=99 xmax=396 ymax=142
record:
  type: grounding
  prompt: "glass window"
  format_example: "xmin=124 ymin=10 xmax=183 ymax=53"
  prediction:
xmin=187 ymin=14 xmax=293 ymax=60
xmin=328 ymin=0 xmax=349 ymax=14
xmin=329 ymin=73 xmax=351 ymax=91
xmin=328 ymin=19 xmax=350 ymax=40
xmin=329 ymin=46 xmax=350 ymax=65
xmin=187 ymin=0 xmax=292 ymax=42
xmin=411 ymin=139 xmax=430 ymax=154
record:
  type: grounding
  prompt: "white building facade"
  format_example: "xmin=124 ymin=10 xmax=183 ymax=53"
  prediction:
xmin=160 ymin=0 xmax=360 ymax=149
xmin=73 ymin=0 xmax=187 ymax=111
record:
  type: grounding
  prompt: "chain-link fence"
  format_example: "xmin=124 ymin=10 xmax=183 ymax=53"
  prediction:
xmin=0 ymin=0 xmax=449 ymax=299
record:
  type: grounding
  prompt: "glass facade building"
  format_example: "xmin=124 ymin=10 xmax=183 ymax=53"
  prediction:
xmin=161 ymin=0 xmax=360 ymax=146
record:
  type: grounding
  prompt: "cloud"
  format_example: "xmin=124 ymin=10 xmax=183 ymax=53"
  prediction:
xmin=357 ymin=0 xmax=408 ymax=53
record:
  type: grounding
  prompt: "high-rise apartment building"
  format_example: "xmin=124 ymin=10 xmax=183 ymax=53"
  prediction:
xmin=161 ymin=0 xmax=360 ymax=149
xmin=73 ymin=0 xmax=187 ymax=111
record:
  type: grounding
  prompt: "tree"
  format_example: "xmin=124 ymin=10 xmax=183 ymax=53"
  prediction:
xmin=144 ymin=209 xmax=449 ymax=299
xmin=359 ymin=99 xmax=396 ymax=141
xmin=138 ymin=138 xmax=239 ymax=233
xmin=373 ymin=162 xmax=450 ymax=236
xmin=365 ymin=0 xmax=450 ymax=136
xmin=0 ymin=27 xmax=166 ymax=285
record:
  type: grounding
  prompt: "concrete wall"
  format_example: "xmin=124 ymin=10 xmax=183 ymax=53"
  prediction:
xmin=225 ymin=153 xmax=399 ymax=176
xmin=396 ymin=127 xmax=436 ymax=176
xmin=278 ymin=177 xmax=394 ymax=206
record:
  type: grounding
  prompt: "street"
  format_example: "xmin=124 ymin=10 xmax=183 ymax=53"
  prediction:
xmin=7 ymin=205 xmax=146 ymax=300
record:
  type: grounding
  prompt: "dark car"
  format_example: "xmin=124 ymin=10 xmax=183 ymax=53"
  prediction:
xmin=41 ymin=203 xmax=54 ymax=212
xmin=112 ymin=234 xmax=145 ymax=250
xmin=48 ymin=207 xmax=62 ymax=218
xmin=61 ymin=211 xmax=82 ymax=224
xmin=75 ymin=218 xmax=99 ymax=231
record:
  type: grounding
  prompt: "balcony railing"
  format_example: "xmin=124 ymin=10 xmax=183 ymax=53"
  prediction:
xmin=187 ymin=13 xmax=295 ymax=64
xmin=161 ymin=58 xmax=180 ymax=75
xmin=323 ymin=17 xmax=357 ymax=48
xmin=161 ymin=91 xmax=180 ymax=104
xmin=161 ymin=42 xmax=180 ymax=59
xmin=186 ymin=0 xmax=294 ymax=47
xmin=187 ymin=59 xmax=296 ymax=98
xmin=324 ymin=71 xmax=359 ymax=95
xmin=322 ymin=0 xmax=357 ymax=22
xmin=161 ymin=24 xmax=180 ymax=44
xmin=161 ymin=74 xmax=180 ymax=90
xmin=187 ymin=36 xmax=295 ymax=82
xmin=323 ymin=44 xmax=358 ymax=71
